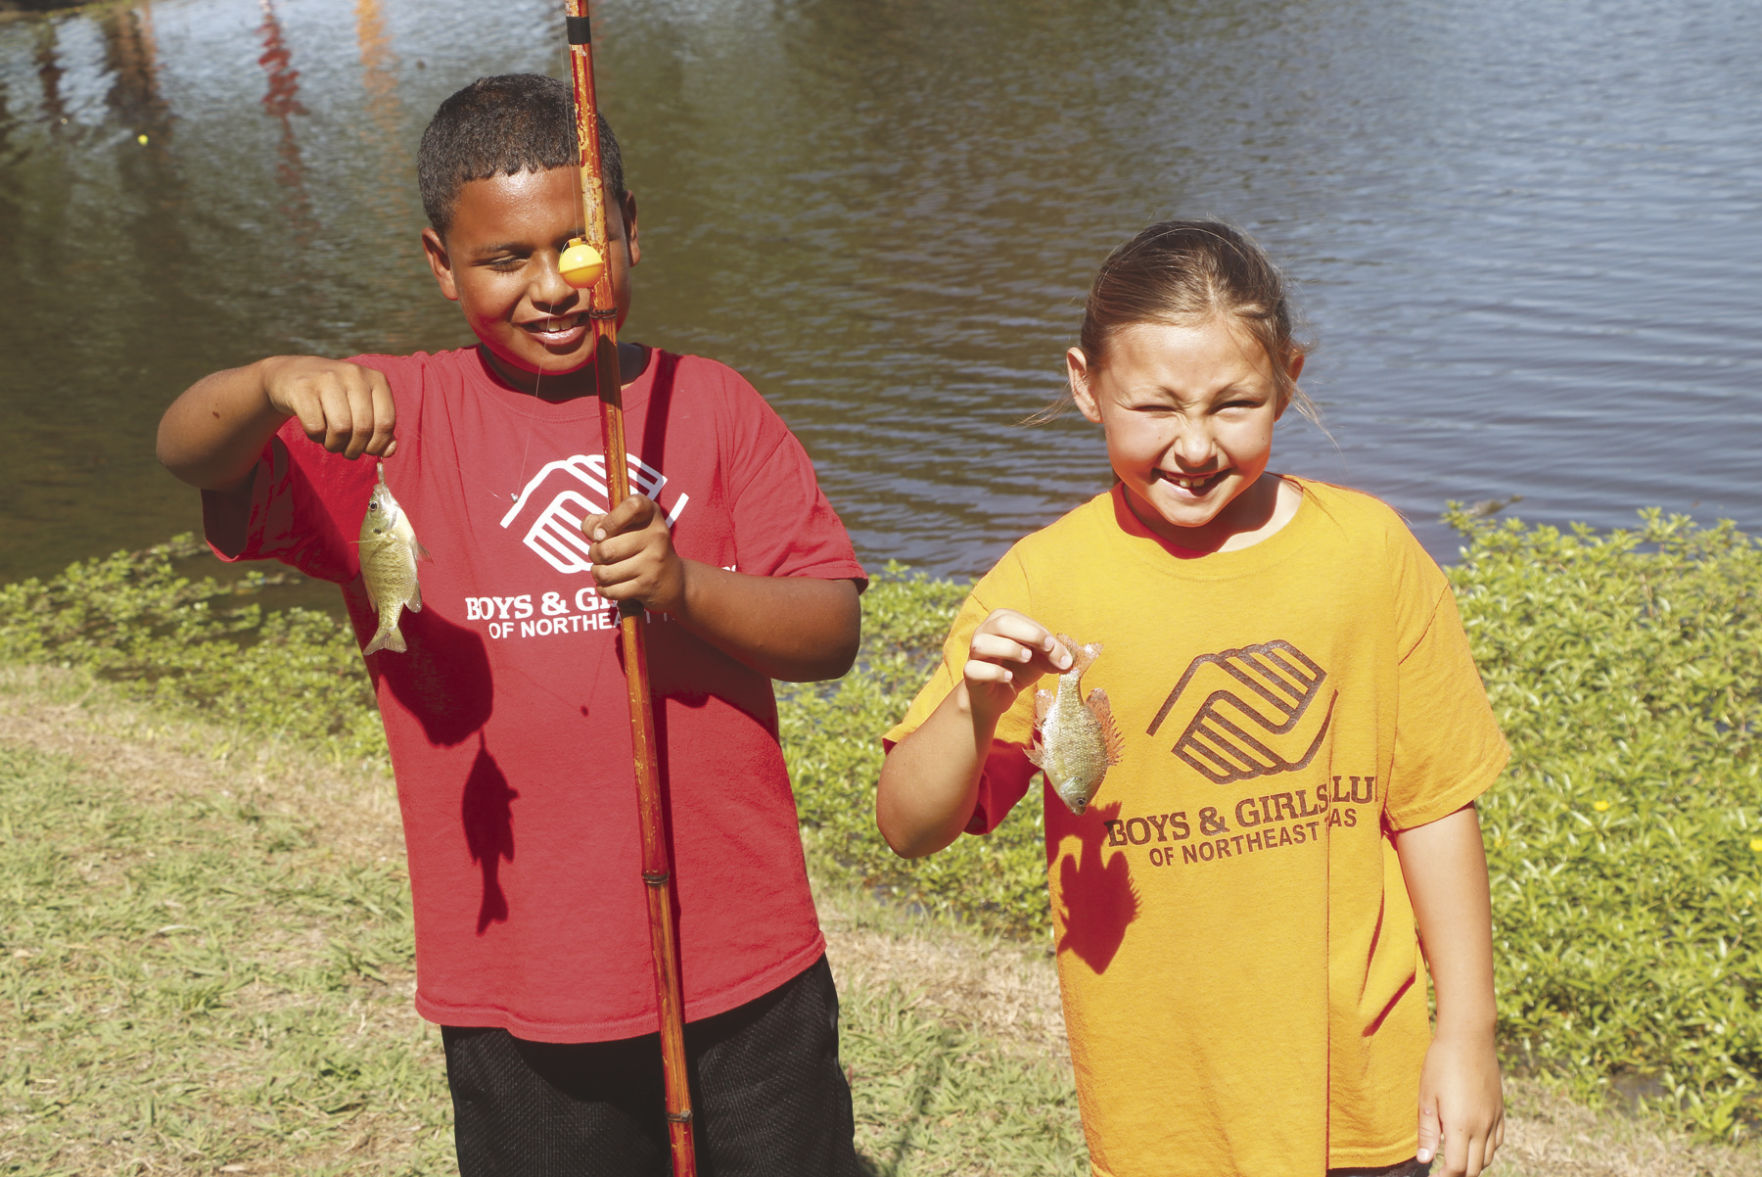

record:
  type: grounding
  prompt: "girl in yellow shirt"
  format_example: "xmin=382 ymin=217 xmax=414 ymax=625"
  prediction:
xmin=878 ymin=221 xmax=1508 ymax=1177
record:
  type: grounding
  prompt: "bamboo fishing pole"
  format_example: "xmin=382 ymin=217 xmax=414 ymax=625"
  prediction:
xmin=559 ymin=5 xmax=698 ymax=1174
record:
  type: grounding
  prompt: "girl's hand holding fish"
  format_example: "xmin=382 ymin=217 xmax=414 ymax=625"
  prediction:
xmin=876 ymin=609 xmax=1072 ymax=859
xmin=584 ymin=493 xmax=686 ymax=615
xmin=962 ymin=609 xmax=1073 ymax=727
xmin=262 ymin=355 xmax=398 ymax=461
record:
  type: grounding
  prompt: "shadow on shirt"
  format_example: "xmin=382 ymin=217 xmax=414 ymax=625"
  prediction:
xmin=462 ymin=732 xmax=516 ymax=933
xmin=363 ymin=602 xmax=514 ymax=934
xmin=1055 ymin=799 xmax=1140 ymax=972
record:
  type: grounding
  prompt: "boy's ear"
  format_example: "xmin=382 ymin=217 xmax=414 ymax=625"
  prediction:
xmin=421 ymin=227 xmax=460 ymax=302
xmin=1067 ymin=347 xmax=1103 ymax=424
xmin=619 ymin=192 xmax=640 ymax=267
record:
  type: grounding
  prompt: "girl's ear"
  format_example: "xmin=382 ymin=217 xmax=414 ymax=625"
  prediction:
xmin=1067 ymin=347 xmax=1103 ymax=424
xmin=421 ymin=227 xmax=460 ymax=302
xmin=1275 ymin=350 xmax=1306 ymax=420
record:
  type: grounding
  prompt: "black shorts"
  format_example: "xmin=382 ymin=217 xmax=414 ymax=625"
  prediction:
xmin=442 ymin=955 xmax=864 ymax=1177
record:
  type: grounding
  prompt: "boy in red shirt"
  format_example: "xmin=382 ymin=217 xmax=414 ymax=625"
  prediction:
xmin=157 ymin=73 xmax=866 ymax=1176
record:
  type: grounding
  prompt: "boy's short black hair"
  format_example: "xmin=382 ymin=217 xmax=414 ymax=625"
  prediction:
xmin=417 ymin=73 xmax=625 ymax=237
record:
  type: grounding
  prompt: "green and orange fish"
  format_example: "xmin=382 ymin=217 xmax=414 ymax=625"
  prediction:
xmin=1027 ymin=634 xmax=1123 ymax=815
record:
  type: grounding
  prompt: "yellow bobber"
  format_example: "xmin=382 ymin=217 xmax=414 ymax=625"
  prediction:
xmin=559 ymin=239 xmax=605 ymax=289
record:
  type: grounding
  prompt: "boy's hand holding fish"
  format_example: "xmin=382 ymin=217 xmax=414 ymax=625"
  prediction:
xmin=261 ymin=356 xmax=399 ymax=462
xmin=156 ymin=354 xmax=397 ymax=494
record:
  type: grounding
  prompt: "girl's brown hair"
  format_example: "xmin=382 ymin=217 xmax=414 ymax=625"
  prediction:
xmin=1073 ymin=220 xmax=1317 ymax=422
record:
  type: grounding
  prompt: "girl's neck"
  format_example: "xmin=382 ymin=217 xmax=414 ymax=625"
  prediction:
xmin=1128 ymin=473 xmax=1303 ymax=557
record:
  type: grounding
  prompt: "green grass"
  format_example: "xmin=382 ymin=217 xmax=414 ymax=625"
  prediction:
xmin=0 ymin=714 xmax=453 ymax=1174
xmin=0 ymin=666 xmax=1085 ymax=1175
xmin=845 ymin=981 xmax=1086 ymax=1176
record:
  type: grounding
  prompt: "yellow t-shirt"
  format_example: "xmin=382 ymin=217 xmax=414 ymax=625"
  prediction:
xmin=885 ymin=479 xmax=1509 ymax=1177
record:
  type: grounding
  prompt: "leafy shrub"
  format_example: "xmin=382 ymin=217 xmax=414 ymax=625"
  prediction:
xmin=781 ymin=565 xmax=1052 ymax=939
xmin=1443 ymin=507 xmax=1762 ymax=1139
xmin=0 ymin=536 xmax=385 ymax=764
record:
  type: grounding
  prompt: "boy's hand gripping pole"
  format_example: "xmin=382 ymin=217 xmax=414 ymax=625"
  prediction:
xmin=562 ymin=6 xmax=699 ymax=1175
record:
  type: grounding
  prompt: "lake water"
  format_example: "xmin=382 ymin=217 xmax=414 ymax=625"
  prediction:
xmin=1 ymin=0 xmax=1758 ymax=588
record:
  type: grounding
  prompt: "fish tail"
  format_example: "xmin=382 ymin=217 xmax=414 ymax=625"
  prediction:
xmin=363 ymin=623 xmax=406 ymax=655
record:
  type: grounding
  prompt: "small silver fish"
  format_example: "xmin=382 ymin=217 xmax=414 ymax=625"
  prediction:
xmin=1027 ymin=634 xmax=1122 ymax=815
xmin=358 ymin=464 xmax=425 ymax=655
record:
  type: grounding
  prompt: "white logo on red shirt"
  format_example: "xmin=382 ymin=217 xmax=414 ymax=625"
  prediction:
xmin=499 ymin=454 xmax=690 ymax=575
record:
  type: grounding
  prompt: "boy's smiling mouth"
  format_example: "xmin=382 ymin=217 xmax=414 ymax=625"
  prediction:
xmin=521 ymin=314 xmax=590 ymax=343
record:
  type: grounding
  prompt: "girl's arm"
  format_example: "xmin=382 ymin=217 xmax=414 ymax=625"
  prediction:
xmin=1393 ymin=802 xmax=1504 ymax=1177
xmin=876 ymin=610 xmax=1069 ymax=858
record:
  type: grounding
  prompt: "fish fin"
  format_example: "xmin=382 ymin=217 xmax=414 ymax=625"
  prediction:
xmin=1087 ymin=687 xmax=1124 ymax=767
xmin=1033 ymin=687 xmax=1054 ymax=725
xmin=1024 ymin=742 xmax=1044 ymax=770
xmin=408 ymin=581 xmax=423 ymax=613
xmin=1055 ymin=633 xmax=1101 ymax=676
xmin=415 ymin=541 xmax=432 ymax=562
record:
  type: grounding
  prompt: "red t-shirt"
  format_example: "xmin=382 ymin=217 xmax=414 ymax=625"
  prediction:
xmin=208 ymin=346 xmax=865 ymax=1041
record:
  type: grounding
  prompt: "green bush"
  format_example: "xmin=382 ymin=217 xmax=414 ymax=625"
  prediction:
xmin=0 ymin=536 xmax=384 ymax=764
xmin=4 ymin=512 xmax=1761 ymax=1139
xmin=780 ymin=565 xmax=1051 ymax=938
xmin=1445 ymin=506 xmax=1762 ymax=1139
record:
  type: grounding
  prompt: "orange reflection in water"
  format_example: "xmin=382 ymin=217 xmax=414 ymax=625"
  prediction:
xmin=355 ymin=0 xmax=405 ymax=214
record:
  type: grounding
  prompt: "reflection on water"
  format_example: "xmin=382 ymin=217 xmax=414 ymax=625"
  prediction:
xmin=0 ymin=0 xmax=1758 ymax=588
xmin=101 ymin=3 xmax=166 ymax=140
xmin=255 ymin=0 xmax=315 ymax=245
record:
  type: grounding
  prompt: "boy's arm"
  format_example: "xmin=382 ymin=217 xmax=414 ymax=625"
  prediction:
xmin=583 ymin=493 xmax=859 ymax=683
xmin=673 ymin=563 xmax=860 ymax=683
xmin=1394 ymin=802 xmax=1504 ymax=1177
xmin=876 ymin=610 xmax=1069 ymax=858
xmin=156 ymin=356 xmax=397 ymax=492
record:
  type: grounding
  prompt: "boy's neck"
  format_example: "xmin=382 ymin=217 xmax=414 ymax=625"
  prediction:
xmin=482 ymin=341 xmax=650 ymax=402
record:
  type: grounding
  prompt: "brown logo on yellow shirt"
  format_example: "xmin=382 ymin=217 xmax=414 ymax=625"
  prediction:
xmin=1146 ymin=640 xmax=1336 ymax=784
